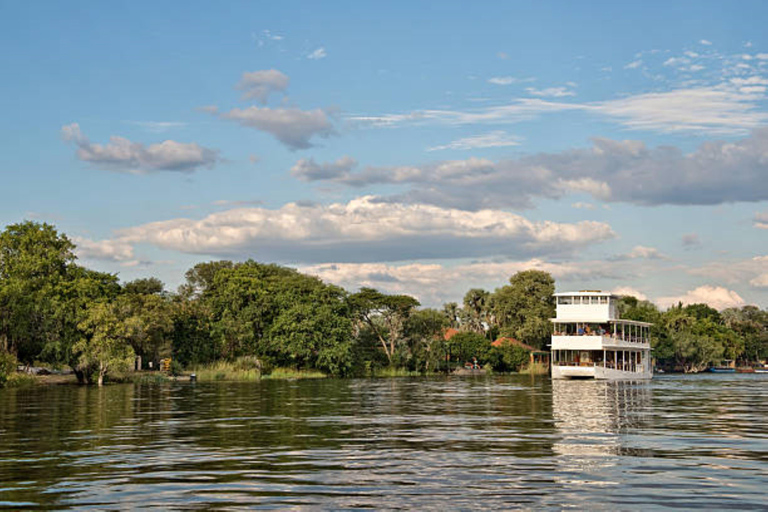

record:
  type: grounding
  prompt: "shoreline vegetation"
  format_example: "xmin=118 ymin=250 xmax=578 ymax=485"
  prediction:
xmin=1 ymin=221 xmax=767 ymax=388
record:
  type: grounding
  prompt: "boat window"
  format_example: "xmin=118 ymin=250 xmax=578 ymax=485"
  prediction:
xmin=559 ymin=296 xmax=573 ymax=305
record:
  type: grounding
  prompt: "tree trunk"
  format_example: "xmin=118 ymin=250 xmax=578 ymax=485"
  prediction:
xmin=98 ymin=363 xmax=105 ymax=386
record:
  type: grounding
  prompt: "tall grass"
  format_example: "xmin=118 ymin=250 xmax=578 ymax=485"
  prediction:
xmin=519 ymin=361 xmax=549 ymax=375
xmin=190 ymin=362 xmax=328 ymax=381
xmin=261 ymin=367 xmax=326 ymax=380
xmin=192 ymin=361 xmax=261 ymax=382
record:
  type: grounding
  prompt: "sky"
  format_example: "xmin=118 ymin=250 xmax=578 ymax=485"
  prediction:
xmin=1 ymin=0 xmax=768 ymax=310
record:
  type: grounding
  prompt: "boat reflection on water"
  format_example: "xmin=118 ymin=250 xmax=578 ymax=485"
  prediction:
xmin=551 ymin=379 xmax=652 ymax=491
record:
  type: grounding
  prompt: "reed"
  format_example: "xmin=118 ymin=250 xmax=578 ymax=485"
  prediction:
xmin=519 ymin=361 xmax=549 ymax=375
xmin=262 ymin=367 xmax=326 ymax=380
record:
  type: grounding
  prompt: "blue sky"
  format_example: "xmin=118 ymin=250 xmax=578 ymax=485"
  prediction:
xmin=2 ymin=0 xmax=768 ymax=309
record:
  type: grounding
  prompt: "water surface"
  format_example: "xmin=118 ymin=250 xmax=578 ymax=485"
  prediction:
xmin=1 ymin=374 xmax=766 ymax=510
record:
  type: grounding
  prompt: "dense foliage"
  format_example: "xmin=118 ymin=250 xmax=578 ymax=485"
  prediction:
xmin=0 ymin=221 xmax=766 ymax=385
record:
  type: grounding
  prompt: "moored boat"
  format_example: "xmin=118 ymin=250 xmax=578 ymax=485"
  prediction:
xmin=550 ymin=291 xmax=653 ymax=380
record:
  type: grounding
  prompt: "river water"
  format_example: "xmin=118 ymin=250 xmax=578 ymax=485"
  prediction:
xmin=0 ymin=374 xmax=766 ymax=510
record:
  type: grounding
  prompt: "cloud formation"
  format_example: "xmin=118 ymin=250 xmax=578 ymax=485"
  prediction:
xmin=754 ymin=211 xmax=768 ymax=229
xmin=61 ymin=123 xmax=219 ymax=174
xmin=426 ymin=131 xmax=522 ymax=151
xmin=610 ymin=245 xmax=666 ymax=261
xmin=300 ymin=258 xmax=626 ymax=306
xmin=295 ymin=129 xmax=768 ymax=209
xmin=235 ymin=69 xmax=289 ymax=103
xmin=350 ymin=83 xmax=768 ymax=135
xmin=218 ymin=106 xmax=335 ymax=149
xmin=656 ymin=285 xmax=745 ymax=311
xmin=307 ymin=47 xmax=327 ymax=60
xmin=73 ymin=236 xmax=135 ymax=263
xmin=111 ymin=196 xmax=615 ymax=264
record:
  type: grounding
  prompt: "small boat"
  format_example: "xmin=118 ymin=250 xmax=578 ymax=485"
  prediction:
xmin=736 ymin=367 xmax=755 ymax=373
xmin=708 ymin=360 xmax=735 ymax=373
xmin=754 ymin=368 xmax=768 ymax=374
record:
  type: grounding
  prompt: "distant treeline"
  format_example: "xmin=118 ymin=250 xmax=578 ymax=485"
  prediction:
xmin=0 ymin=221 xmax=766 ymax=386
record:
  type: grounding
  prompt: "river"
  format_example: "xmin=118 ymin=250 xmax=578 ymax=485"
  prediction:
xmin=1 ymin=374 xmax=766 ymax=510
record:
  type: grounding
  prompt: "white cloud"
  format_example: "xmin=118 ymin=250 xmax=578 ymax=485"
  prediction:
xmin=307 ymin=47 xmax=327 ymax=60
xmin=235 ymin=69 xmax=289 ymax=103
xmin=700 ymin=39 xmax=713 ymax=46
xmin=217 ymin=106 xmax=335 ymax=150
xmin=611 ymin=245 xmax=666 ymax=261
xmin=656 ymin=285 xmax=745 ymax=311
xmin=427 ymin=131 xmax=522 ymax=151
xmin=754 ymin=211 xmax=768 ymax=229
xmin=488 ymin=76 xmax=520 ymax=85
xmin=526 ymin=87 xmax=576 ymax=98
xmin=351 ymin=82 xmax=768 ymax=135
xmin=128 ymin=121 xmax=187 ymax=133
xmin=73 ymin=236 xmax=135 ymax=262
xmin=593 ymin=86 xmax=768 ymax=135
xmin=749 ymin=273 xmax=768 ymax=288
xmin=112 ymin=196 xmax=616 ymax=264
xmin=624 ymin=60 xmax=642 ymax=70
xmin=612 ymin=286 xmax=648 ymax=301
xmin=688 ymin=256 xmax=768 ymax=289
xmin=571 ymin=202 xmax=596 ymax=210
xmin=300 ymin=258 xmax=625 ymax=306
xmin=61 ymin=123 xmax=219 ymax=174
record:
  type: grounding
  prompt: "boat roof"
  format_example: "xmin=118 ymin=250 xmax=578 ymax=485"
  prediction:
xmin=551 ymin=318 xmax=653 ymax=327
xmin=554 ymin=290 xmax=616 ymax=297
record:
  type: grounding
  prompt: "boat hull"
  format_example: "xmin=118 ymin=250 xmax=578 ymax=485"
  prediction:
xmin=552 ymin=364 xmax=652 ymax=380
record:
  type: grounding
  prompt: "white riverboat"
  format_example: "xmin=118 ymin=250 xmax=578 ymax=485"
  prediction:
xmin=550 ymin=291 xmax=652 ymax=380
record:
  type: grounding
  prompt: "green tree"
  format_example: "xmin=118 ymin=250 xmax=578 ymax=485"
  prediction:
xmin=0 ymin=221 xmax=76 ymax=363
xmin=491 ymin=270 xmax=555 ymax=349
xmin=74 ymin=302 xmax=136 ymax=386
xmin=123 ymin=277 xmax=164 ymax=296
xmin=722 ymin=306 xmax=768 ymax=363
xmin=348 ymin=287 xmax=420 ymax=365
xmin=489 ymin=342 xmax=530 ymax=372
xmin=442 ymin=302 xmax=460 ymax=329
xmin=461 ymin=288 xmax=490 ymax=335
xmin=116 ymin=291 xmax=174 ymax=367
xmin=406 ymin=308 xmax=449 ymax=372
xmin=447 ymin=331 xmax=492 ymax=365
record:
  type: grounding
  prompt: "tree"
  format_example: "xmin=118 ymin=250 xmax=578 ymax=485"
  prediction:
xmin=0 ymin=221 xmax=76 ymax=363
xmin=442 ymin=302 xmax=460 ymax=329
xmin=491 ymin=270 xmax=555 ymax=349
xmin=722 ymin=306 xmax=768 ymax=363
xmin=116 ymin=291 xmax=174 ymax=367
xmin=348 ymin=287 xmax=420 ymax=365
xmin=490 ymin=342 xmax=530 ymax=372
xmin=178 ymin=260 xmax=234 ymax=299
xmin=123 ymin=277 xmax=164 ymax=296
xmin=447 ymin=331 xmax=492 ymax=364
xmin=462 ymin=288 xmax=490 ymax=335
xmin=406 ymin=308 xmax=449 ymax=372
xmin=74 ymin=302 xmax=136 ymax=386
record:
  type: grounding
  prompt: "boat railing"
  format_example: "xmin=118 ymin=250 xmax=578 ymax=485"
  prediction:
xmin=552 ymin=332 xmax=648 ymax=344
xmin=557 ymin=361 xmax=644 ymax=372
